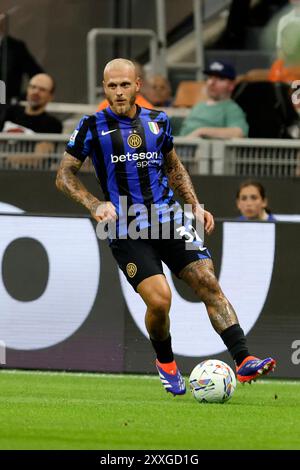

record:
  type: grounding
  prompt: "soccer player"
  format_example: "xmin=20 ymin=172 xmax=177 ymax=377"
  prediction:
xmin=56 ymin=59 xmax=276 ymax=395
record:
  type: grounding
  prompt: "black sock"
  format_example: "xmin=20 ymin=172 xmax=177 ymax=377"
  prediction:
xmin=150 ymin=335 xmax=174 ymax=363
xmin=220 ymin=324 xmax=250 ymax=366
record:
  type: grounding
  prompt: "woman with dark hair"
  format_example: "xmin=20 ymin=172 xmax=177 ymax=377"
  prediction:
xmin=236 ymin=180 xmax=276 ymax=221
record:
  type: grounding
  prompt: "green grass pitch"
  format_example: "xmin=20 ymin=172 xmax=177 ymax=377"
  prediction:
xmin=0 ymin=370 xmax=299 ymax=450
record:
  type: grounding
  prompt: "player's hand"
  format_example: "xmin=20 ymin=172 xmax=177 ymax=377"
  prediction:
xmin=193 ymin=204 xmax=215 ymax=235
xmin=203 ymin=210 xmax=215 ymax=235
xmin=91 ymin=201 xmax=117 ymax=223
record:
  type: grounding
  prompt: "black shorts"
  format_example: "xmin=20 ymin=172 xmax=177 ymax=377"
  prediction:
xmin=110 ymin=229 xmax=211 ymax=291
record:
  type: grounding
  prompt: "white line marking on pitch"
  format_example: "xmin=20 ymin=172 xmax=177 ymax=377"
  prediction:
xmin=0 ymin=369 xmax=299 ymax=385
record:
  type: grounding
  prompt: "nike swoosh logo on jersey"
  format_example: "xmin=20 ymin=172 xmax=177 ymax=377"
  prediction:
xmin=101 ymin=129 xmax=118 ymax=136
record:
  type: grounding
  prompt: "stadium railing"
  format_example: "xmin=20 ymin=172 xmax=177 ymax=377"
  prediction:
xmin=211 ymin=138 xmax=300 ymax=177
xmin=0 ymin=133 xmax=299 ymax=177
xmin=0 ymin=133 xmax=209 ymax=174
xmin=20 ymin=102 xmax=190 ymax=117
xmin=0 ymin=134 xmax=67 ymax=171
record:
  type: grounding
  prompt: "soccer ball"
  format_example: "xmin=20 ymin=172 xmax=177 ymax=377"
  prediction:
xmin=189 ymin=359 xmax=236 ymax=403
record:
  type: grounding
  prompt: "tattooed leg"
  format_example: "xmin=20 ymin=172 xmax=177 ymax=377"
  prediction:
xmin=179 ymin=259 xmax=239 ymax=334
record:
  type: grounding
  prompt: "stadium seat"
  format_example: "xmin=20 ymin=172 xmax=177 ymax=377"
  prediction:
xmin=173 ymin=81 xmax=207 ymax=107
xmin=243 ymin=69 xmax=270 ymax=82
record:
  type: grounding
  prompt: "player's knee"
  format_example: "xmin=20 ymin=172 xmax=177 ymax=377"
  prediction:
xmin=147 ymin=290 xmax=171 ymax=316
xmin=195 ymin=271 xmax=221 ymax=299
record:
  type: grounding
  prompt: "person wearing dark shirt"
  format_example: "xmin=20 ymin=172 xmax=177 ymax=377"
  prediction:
xmin=1 ymin=73 xmax=62 ymax=134
xmin=236 ymin=181 xmax=276 ymax=221
xmin=0 ymin=24 xmax=44 ymax=103
xmin=56 ymin=58 xmax=276 ymax=397
xmin=1 ymin=73 xmax=62 ymax=168
xmin=2 ymin=103 xmax=62 ymax=133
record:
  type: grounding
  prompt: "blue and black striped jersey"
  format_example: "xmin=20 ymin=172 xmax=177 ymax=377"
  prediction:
xmin=66 ymin=105 xmax=182 ymax=230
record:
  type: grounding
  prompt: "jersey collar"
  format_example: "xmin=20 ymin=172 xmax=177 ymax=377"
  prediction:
xmin=106 ymin=104 xmax=141 ymax=122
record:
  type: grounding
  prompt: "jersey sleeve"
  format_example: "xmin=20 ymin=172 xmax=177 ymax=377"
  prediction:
xmin=225 ymin=103 xmax=249 ymax=137
xmin=161 ymin=113 xmax=174 ymax=155
xmin=65 ymin=115 xmax=93 ymax=161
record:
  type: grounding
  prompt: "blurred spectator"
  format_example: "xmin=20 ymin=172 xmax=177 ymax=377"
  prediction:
xmin=143 ymin=75 xmax=172 ymax=107
xmin=212 ymin=0 xmax=287 ymax=50
xmin=214 ymin=0 xmax=251 ymax=49
xmin=0 ymin=73 xmax=62 ymax=167
xmin=0 ymin=19 xmax=44 ymax=103
xmin=269 ymin=1 xmax=300 ymax=82
xmin=236 ymin=181 xmax=276 ymax=221
xmin=0 ymin=73 xmax=62 ymax=134
xmin=96 ymin=60 xmax=153 ymax=111
xmin=180 ymin=61 xmax=248 ymax=139
xmin=276 ymin=0 xmax=300 ymax=64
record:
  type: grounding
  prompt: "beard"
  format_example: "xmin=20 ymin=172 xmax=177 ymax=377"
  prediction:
xmin=28 ymin=100 xmax=43 ymax=111
xmin=207 ymin=89 xmax=230 ymax=101
xmin=107 ymin=93 xmax=136 ymax=115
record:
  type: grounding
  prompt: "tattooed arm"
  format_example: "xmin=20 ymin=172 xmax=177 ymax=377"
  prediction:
xmin=164 ymin=147 xmax=199 ymax=207
xmin=56 ymin=152 xmax=116 ymax=222
xmin=164 ymin=148 xmax=214 ymax=234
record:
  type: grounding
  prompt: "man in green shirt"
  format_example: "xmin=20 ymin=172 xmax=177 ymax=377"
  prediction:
xmin=180 ymin=61 xmax=249 ymax=139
